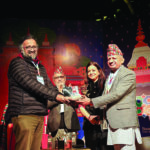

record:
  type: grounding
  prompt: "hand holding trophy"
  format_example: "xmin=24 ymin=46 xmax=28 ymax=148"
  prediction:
xmin=69 ymin=95 xmax=92 ymax=106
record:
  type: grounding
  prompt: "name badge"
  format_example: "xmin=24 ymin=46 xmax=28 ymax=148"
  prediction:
xmin=37 ymin=76 xmax=45 ymax=85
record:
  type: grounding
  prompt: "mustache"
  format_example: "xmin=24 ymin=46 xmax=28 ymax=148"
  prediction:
xmin=28 ymin=50 xmax=36 ymax=54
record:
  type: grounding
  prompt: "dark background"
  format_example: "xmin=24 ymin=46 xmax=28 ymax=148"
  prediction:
xmin=1 ymin=0 xmax=150 ymax=73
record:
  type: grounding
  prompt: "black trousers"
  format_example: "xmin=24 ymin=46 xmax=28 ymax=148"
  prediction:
xmin=84 ymin=130 xmax=114 ymax=150
xmin=59 ymin=113 xmax=66 ymax=129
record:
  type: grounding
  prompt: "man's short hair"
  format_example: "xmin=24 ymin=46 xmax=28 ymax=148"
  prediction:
xmin=18 ymin=34 xmax=38 ymax=52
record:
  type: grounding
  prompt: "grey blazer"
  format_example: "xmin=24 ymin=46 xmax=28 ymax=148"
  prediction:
xmin=47 ymin=101 xmax=80 ymax=136
xmin=92 ymin=65 xmax=139 ymax=129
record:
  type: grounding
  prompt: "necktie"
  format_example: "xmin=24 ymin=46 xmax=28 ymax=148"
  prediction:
xmin=105 ymin=75 xmax=114 ymax=94
xmin=109 ymin=76 xmax=113 ymax=85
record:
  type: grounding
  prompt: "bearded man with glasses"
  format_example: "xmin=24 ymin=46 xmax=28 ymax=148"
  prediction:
xmin=7 ymin=35 xmax=71 ymax=150
xmin=47 ymin=66 xmax=81 ymax=149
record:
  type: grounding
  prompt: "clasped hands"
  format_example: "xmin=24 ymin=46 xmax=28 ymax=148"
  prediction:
xmin=56 ymin=94 xmax=91 ymax=106
xmin=88 ymin=115 xmax=100 ymax=125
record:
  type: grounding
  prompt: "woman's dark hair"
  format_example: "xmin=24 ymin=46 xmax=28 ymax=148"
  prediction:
xmin=86 ymin=61 xmax=106 ymax=89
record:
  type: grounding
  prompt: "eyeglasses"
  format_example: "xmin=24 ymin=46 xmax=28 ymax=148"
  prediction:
xmin=24 ymin=46 xmax=38 ymax=50
xmin=54 ymin=76 xmax=65 ymax=79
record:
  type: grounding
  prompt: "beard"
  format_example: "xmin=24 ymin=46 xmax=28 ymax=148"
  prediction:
xmin=22 ymin=50 xmax=37 ymax=59
xmin=56 ymin=82 xmax=64 ymax=88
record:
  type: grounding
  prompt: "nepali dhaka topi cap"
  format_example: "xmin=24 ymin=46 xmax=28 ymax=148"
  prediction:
xmin=54 ymin=66 xmax=64 ymax=74
xmin=107 ymin=44 xmax=123 ymax=56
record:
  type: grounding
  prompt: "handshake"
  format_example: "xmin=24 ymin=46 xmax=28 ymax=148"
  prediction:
xmin=56 ymin=94 xmax=92 ymax=106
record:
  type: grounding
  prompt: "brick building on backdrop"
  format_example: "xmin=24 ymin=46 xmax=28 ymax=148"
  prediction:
xmin=0 ymin=32 xmax=85 ymax=121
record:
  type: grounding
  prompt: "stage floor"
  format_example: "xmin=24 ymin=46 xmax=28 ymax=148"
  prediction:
xmin=41 ymin=148 xmax=91 ymax=150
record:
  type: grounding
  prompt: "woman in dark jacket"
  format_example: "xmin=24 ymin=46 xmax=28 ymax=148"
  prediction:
xmin=82 ymin=61 xmax=114 ymax=150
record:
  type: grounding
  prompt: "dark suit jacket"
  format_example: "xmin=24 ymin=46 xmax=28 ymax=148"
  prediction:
xmin=92 ymin=65 xmax=139 ymax=129
xmin=47 ymin=98 xmax=80 ymax=136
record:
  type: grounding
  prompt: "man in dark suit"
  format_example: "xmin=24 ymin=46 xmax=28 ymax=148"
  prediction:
xmin=47 ymin=66 xmax=80 ymax=149
xmin=75 ymin=44 xmax=142 ymax=150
